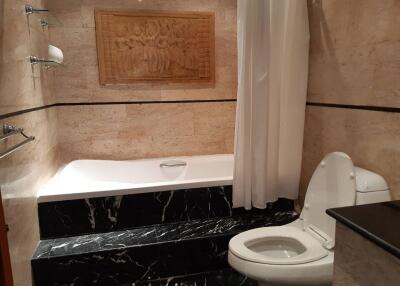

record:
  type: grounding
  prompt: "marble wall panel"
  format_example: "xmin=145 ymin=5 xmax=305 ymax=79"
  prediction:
xmin=0 ymin=1 xmax=58 ymax=286
xmin=307 ymin=0 xmax=400 ymax=107
xmin=300 ymin=106 xmax=400 ymax=204
xmin=57 ymin=102 xmax=235 ymax=162
xmin=46 ymin=0 xmax=237 ymax=103
xmin=301 ymin=0 xmax=400 ymax=204
xmin=0 ymin=109 xmax=59 ymax=286
xmin=0 ymin=0 xmax=55 ymax=115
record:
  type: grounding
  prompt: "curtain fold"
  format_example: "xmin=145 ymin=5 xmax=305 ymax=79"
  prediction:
xmin=233 ymin=0 xmax=310 ymax=209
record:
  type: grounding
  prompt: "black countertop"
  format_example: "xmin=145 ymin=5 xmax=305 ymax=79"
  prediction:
xmin=327 ymin=200 xmax=400 ymax=259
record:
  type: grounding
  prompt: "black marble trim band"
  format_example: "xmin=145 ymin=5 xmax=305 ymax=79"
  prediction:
xmin=307 ymin=101 xmax=400 ymax=113
xmin=3 ymin=100 xmax=398 ymax=120
xmin=0 ymin=104 xmax=54 ymax=120
xmin=57 ymin=99 xmax=237 ymax=106
xmin=7 ymin=100 xmax=398 ymax=120
xmin=0 ymin=99 xmax=237 ymax=120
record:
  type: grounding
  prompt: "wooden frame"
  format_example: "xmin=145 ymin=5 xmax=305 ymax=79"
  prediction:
xmin=0 ymin=190 xmax=13 ymax=286
xmin=95 ymin=9 xmax=215 ymax=86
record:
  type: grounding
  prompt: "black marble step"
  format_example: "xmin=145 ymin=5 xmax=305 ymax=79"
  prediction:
xmin=32 ymin=211 xmax=297 ymax=286
xmin=130 ymin=268 xmax=257 ymax=286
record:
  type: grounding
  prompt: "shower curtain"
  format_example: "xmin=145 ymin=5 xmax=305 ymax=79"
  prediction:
xmin=233 ymin=0 xmax=310 ymax=209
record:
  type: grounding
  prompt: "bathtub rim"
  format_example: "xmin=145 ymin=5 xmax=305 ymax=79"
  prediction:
xmin=37 ymin=154 xmax=233 ymax=203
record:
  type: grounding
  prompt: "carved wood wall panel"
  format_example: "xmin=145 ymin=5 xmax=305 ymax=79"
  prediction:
xmin=95 ymin=10 xmax=215 ymax=86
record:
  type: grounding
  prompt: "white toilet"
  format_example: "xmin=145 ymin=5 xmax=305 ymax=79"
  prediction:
xmin=228 ymin=152 xmax=391 ymax=286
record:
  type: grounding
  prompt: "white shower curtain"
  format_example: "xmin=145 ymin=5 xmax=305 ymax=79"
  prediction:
xmin=233 ymin=0 xmax=310 ymax=209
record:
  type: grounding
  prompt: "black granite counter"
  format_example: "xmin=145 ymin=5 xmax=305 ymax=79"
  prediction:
xmin=327 ymin=200 xmax=400 ymax=259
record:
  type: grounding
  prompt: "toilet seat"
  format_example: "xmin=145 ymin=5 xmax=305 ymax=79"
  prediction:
xmin=229 ymin=225 xmax=329 ymax=265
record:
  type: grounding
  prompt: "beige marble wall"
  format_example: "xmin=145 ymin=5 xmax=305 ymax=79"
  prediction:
xmin=0 ymin=0 xmax=55 ymax=115
xmin=0 ymin=1 xmax=58 ymax=286
xmin=333 ymin=223 xmax=400 ymax=286
xmin=47 ymin=0 xmax=237 ymax=103
xmin=47 ymin=0 xmax=237 ymax=161
xmin=307 ymin=0 xmax=400 ymax=107
xmin=57 ymin=102 xmax=235 ymax=161
xmin=0 ymin=110 xmax=58 ymax=286
xmin=301 ymin=107 xmax=400 ymax=202
xmin=301 ymin=0 xmax=400 ymax=203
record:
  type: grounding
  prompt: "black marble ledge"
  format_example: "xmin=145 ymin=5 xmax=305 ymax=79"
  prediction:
xmin=327 ymin=200 xmax=400 ymax=259
xmin=32 ymin=235 xmax=233 ymax=285
xmin=33 ymin=211 xmax=298 ymax=260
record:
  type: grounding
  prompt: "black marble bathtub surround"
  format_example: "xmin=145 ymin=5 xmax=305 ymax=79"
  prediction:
xmin=34 ymin=185 xmax=296 ymax=285
xmin=32 ymin=210 xmax=297 ymax=286
xmin=38 ymin=186 xmax=233 ymax=238
xmin=38 ymin=185 xmax=295 ymax=239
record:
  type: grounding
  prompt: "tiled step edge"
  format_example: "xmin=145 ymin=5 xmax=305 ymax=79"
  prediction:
xmin=33 ymin=211 xmax=298 ymax=260
xmin=32 ymin=211 xmax=297 ymax=286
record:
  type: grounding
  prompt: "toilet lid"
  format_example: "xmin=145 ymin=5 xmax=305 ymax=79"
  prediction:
xmin=229 ymin=226 xmax=329 ymax=265
xmin=300 ymin=152 xmax=356 ymax=243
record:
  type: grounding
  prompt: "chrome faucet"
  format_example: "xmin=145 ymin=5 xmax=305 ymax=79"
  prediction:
xmin=159 ymin=160 xmax=187 ymax=168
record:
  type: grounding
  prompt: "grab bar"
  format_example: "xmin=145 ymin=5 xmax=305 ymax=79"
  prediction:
xmin=0 ymin=124 xmax=35 ymax=160
xmin=160 ymin=160 xmax=187 ymax=168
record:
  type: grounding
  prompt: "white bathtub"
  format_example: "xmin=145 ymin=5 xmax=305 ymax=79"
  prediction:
xmin=38 ymin=154 xmax=234 ymax=203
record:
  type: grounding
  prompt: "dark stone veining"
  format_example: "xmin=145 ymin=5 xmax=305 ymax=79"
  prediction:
xmin=33 ymin=211 xmax=297 ymax=260
xmin=131 ymin=268 xmax=258 ymax=286
xmin=32 ymin=210 xmax=297 ymax=286
xmin=38 ymin=186 xmax=234 ymax=239
xmin=32 ymin=236 xmax=232 ymax=285
xmin=34 ymin=182 xmax=297 ymax=286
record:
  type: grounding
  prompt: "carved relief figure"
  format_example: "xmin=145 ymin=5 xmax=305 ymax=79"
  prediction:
xmin=96 ymin=10 xmax=215 ymax=85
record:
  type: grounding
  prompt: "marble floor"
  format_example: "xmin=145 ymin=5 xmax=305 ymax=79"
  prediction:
xmin=131 ymin=268 xmax=258 ymax=286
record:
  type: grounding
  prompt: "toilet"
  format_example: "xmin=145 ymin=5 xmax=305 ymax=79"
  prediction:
xmin=228 ymin=152 xmax=391 ymax=286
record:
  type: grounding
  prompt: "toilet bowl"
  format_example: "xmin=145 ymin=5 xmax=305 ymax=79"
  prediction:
xmin=229 ymin=220 xmax=334 ymax=286
xmin=228 ymin=152 xmax=391 ymax=286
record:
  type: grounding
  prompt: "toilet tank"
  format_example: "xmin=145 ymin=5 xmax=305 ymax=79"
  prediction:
xmin=355 ymin=167 xmax=391 ymax=205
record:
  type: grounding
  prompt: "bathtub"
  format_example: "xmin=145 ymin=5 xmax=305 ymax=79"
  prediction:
xmin=37 ymin=154 xmax=233 ymax=203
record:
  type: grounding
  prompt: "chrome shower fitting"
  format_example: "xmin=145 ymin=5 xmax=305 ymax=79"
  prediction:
xmin=24 ymin=4 xmax=49 ymax=15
